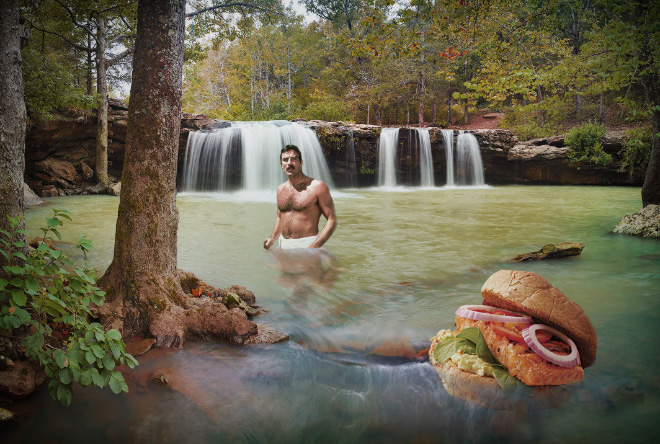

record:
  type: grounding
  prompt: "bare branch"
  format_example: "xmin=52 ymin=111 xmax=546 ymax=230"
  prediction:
xmin=23 ymin=17 xmax=95 ymax=53
xmin=52 ymin=0 xmax=97 ymax=43
xmin=107 ymin=46 xmax=133 ymax=66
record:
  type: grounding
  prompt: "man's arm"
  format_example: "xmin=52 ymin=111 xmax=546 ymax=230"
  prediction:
xmin=264 ymin=208 xmax=282 ymax=250
xmin=309 ymin=181 xmax=336 ymax=248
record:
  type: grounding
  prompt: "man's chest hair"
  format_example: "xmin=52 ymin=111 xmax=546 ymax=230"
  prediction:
xmin=278 ymin=187 xmax=316 ymax=212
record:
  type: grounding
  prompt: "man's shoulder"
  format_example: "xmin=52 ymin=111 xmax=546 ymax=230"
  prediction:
xmin=310 ymin=178 xmax=328 ymax=189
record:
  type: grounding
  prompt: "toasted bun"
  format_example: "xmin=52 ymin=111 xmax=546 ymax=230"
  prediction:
xmin=481 ymin=270 xmax=597 ymax=368
xmin=430 ymin=337 xmax=572 ymax=410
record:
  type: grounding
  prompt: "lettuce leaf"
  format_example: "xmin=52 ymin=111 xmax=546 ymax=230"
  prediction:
xmin=456 ymin=327 xmax=497 ymax=365
xmin=433 ymin=336 xmax=475 ymax=364
xmin=436 ymin=326 xmax=519 ymax=392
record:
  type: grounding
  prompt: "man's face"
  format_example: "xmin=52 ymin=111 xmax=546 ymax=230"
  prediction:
xmin=281 ymin=150 xmax=302 ymax=176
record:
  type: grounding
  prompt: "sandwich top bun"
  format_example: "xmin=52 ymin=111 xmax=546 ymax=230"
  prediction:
xmin=480 ymin=269 xmax=597 ymax=368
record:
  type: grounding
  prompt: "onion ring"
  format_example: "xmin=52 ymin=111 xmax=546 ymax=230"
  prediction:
xmin=522 ymin=324 xmax=581 ymax=368
xmin=455 ymin=305 xmax=533 ymax=324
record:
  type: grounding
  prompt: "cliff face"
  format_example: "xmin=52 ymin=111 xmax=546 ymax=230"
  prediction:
xmin=23 ymin=105 xmax=642 ymax=197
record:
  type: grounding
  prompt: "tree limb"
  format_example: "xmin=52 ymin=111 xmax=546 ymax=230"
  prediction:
xmin=23 ymin=17 xmax=94 ymax=53
xmin=107 ymin=46 xmax=133 ymax=66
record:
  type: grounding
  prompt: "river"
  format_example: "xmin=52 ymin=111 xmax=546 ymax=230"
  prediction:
xmin=5 ymin=185 xmax=659 ymax=443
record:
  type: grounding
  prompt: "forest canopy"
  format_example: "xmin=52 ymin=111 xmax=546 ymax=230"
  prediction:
xmin=176 ymin=0 xmax=659 ymax=136
xmin=18 ymin=0 xmax=659 ymax=140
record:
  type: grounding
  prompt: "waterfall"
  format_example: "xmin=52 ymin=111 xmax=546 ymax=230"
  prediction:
xmin=455 ymin=131 xmax=485 ymax=186
xmin=441 ymin=129 xmax=455 ymax=187
xmin=346 ymin=129 xmax=357 ymax=188
xmin=181 ymin=121 xmax=334 ymax=193
xmin=182 ymin=128 xmax=241 ymax=191
xmin=377 ymin=128 xmax=400 ymax=187
xmin=416 ymin=128 xmax=434 ymax=187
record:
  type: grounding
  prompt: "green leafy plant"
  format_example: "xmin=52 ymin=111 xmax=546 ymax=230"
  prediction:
xmin=0 ymin=209 xmax=137 ymax=406
xmin=433 ymin=327 xmax=518 ymax=391
xmin=500 ymin=103 xmax=561 ymax=141
xmin=565 ymin=121 xmax=612 ymax=165
xmin=619 ymin=128 xmax=652 ymax=178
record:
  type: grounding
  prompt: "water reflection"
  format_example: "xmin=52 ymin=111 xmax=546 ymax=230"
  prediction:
xmin=267 ymin=247 xmax=343 ymax=295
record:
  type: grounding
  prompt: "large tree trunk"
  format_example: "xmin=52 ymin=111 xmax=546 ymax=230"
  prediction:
xmin=95 ymin=17 xmax=110 ymax=187
xmin=0 ymin=0 xmax=28 ymax=267
xmin=642 ymin=109 xmax=660 ymax=206
xmin=98 ymin=0 xmax=256 ymax=347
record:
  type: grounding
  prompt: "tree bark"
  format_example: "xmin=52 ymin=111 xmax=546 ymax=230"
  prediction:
xmin=95 ymin=17 xmax=110 ymax=187
xmin=418 ymin=100 xmax=424 ymax=127
xmin=432 ymin=99 xmax=436 ymax=123
xmin=98 ymin=0 xmax=256 ymax=347
xmin=642 ymin=109 xmax=660 ymax=206
xmin=0 ymin=0 xmax=28 ymax=269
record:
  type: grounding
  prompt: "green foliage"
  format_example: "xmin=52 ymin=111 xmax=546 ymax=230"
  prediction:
xmin=448 ymin=103 xmax=478 ymax=125
xmin=0 ymin=210 xmax=137 ymax=406
xmin=500 ymin=105 xmax=561 ymax=141
xmin=565 ymin=121 xmax=612 ymax=165
xmin=296 ymin=95 xmax=354 ymax=122
xmin=21 ymin=47 xmax=96 ymax=120
xmin=619 ymin=128 xmax=653 ymax=177
xmin=360 ymin=164 xmax=375 ymax=175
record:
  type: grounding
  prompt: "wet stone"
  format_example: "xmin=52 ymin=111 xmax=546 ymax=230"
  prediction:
xmin=245 ymin=326 xmax=289 ymax=345
xmin=125 ymin=338 xmax=157 ymax=357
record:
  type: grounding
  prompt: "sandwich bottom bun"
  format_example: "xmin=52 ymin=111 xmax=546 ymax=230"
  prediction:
xmin=430 ymin=340 xmax=573 ymax=410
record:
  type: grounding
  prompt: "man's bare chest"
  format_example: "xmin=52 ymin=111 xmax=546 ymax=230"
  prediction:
xmin=278 ymin=188 xmax=316 ymax=212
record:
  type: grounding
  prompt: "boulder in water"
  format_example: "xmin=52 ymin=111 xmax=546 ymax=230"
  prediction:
xmin=613 ymin=205 xmax=660 ymax=238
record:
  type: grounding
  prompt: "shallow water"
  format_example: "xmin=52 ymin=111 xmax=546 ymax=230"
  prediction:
xmin=6 ymin=185 xmax=660 ymax=443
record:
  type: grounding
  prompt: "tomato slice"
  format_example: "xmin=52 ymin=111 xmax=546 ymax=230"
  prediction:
xmin=492 ymin=324 xmax=526 ymax=342
xmin=491 ymin=323 xmax=552 ymax=343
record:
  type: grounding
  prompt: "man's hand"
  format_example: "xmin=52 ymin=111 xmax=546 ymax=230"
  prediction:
xmin=264 ymin=237 xmax=275 ymax=250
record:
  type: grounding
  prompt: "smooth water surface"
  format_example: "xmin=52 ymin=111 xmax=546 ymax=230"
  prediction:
xmin=7 ymin=185 xmax=660 ymax=444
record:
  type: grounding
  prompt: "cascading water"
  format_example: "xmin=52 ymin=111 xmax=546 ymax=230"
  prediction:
xmin=181 ymin=121 xmax=335 ymax=193
xmin=377 ymin=128 xmax=400 ymax=187
xmin=377 ymin=128 xmax=434 ymax=187
xmin=440 ymin=129 xmax=455 ymax=187
xmin=416 ymin=128 xmax=434 ymax=187
xmin=345 ymin=129 xmax=357 ymax=188
xmin=182 ymin=128 xmax=242 ymax=191
xmin=455 ymin=131 xmax=485 ymax=186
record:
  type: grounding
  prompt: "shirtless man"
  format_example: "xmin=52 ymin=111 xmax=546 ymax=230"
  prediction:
xmin=263 ymin=144 xmax=337 ymax=250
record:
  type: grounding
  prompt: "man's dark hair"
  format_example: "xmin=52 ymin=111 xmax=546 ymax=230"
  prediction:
xmin=281 ymin=144 xmax=302 ymax=163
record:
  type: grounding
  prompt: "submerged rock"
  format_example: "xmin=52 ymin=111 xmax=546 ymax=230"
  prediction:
xmin=125 ymin=338 xmax=157 ymax=357
xmin=613 ymin=205 xmax=660 ymax=239
xmin=0 ymin=359 xmax=47 ymax=399
xmin=244 ymin=325 xmax=289 ymax=344
xmin=508 ymin=241 xmax=585 ymax=262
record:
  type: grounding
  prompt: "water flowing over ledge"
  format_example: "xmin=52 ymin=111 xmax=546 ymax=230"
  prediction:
xmin=181 ymin=122 xmax=488 ymax=194
xmin=22 ymin=106 xmax=643 ymax=198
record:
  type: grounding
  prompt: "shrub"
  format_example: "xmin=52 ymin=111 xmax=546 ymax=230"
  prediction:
xmin=297 ymin=96 xmax=354 ymax=122
xmin=0 ymin=210 xmax=138 ymax=406
xmin=449 ymin=103 xmax=479 ymax=124
xmin=619 ymin=128 xmax=652 ymax=177
xmin=500 ymin=104 xmax=561 ymax=141
xmin=565 ymin=121 xmax=612 ymax=165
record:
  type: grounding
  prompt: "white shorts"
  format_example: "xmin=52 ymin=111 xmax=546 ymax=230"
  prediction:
xmin=279 ymin=234 xmax=318 ymax=249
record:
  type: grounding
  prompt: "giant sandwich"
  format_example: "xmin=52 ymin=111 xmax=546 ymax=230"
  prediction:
xmin=429 ymin=270 xmax=597 ymax=409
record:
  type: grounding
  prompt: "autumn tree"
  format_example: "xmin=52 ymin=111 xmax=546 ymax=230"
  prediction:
xmin=579 ymin=0 xmax=659 ymax=206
